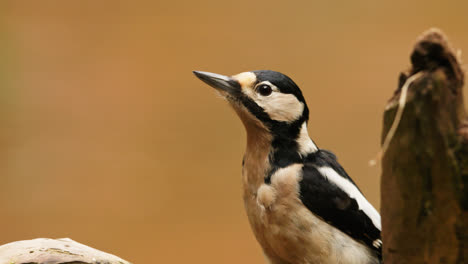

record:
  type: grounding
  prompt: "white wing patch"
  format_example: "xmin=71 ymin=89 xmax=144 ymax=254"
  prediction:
xmin=316 ymin=166 xmax=382 ymax=230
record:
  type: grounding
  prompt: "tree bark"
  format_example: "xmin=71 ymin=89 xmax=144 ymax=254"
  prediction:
xmin=0 ymin=238 xmax=131 ymax=264
xmin=381 ymin=28 xmax=468 ymax=263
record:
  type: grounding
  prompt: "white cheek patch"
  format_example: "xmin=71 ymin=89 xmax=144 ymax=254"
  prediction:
xmin=256 ymin=92 xmax=305 ymax=123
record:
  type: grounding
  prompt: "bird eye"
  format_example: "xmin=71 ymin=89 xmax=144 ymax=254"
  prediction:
xmin=257 ymin=84 xmax=272 ymax=96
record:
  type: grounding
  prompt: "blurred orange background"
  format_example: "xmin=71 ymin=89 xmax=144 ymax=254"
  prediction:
xmin=1 ymin=1 xmax=468 ymax=263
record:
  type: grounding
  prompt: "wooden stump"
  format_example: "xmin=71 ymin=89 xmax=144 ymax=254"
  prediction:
xmin=381 ymin=28 xmax=467 ymax=263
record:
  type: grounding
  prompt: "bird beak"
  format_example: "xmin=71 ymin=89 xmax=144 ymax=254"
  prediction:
xmin=193 ymin=71 xmax=241 ymax=96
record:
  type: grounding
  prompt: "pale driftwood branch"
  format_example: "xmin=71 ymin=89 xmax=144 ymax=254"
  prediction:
xmin=0 ymin=238 xmax=131 ymax=264
xmin=381 ymin=28 xmax=467 ymax=263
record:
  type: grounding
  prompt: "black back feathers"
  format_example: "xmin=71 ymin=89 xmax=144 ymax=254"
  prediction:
xmin=299 ymin=150 xmax=382 ymax=258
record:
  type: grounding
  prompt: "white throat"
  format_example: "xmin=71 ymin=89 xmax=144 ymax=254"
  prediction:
xmin=297 ymin=122 xmax=318 ymax=156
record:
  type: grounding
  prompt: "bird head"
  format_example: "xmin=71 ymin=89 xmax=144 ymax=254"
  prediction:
xmin=193 ymin=70 xmax=317 ymax=157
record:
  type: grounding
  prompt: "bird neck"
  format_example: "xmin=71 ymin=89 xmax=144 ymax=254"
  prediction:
xmin=263 ymin=122 xmax=318 ymax=183
xmin=242 ymin=119 xmax=273 ymax=195
xmin=241 ymin=119 xmax=318 ymax=193
xmin=271 ymin=121 xmax=318 ymax=160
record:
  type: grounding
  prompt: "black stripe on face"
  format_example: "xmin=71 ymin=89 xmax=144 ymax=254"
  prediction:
xmin=237 ymin=94 xmax=272 ymax=124
xmin=237 ymin=91 xmax=308 ymax=137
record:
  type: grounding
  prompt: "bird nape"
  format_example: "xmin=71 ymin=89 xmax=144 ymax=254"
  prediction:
xmin=194 ymin=70 xmax=382 ymax=264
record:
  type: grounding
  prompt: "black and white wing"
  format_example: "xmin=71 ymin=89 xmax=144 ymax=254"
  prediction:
xmin=299 ymin=150 xmax=382 ymax=257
